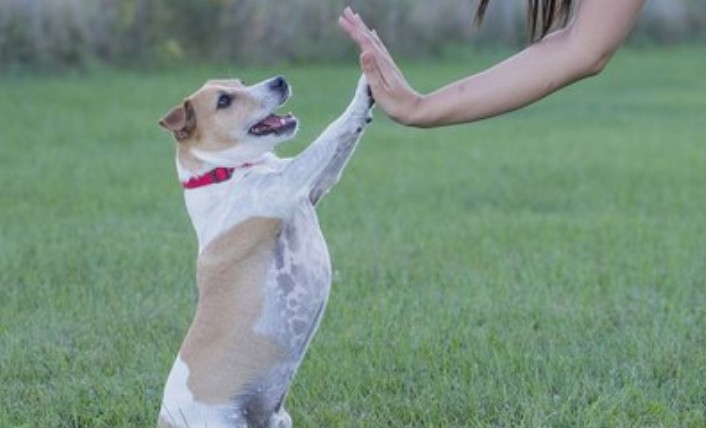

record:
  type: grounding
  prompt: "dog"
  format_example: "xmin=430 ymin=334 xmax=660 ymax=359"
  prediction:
xmin=156 ymin=74 xmax=373 ymax=428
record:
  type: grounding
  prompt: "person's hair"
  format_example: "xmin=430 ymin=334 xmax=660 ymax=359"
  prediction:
xmin=475 ymin=0 xmax=574 ymax=42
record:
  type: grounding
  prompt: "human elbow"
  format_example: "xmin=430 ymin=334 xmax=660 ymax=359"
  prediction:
xmin=580 ymin=46 xmax=615 ymax=78
xmin=566 ymin=30 xmax=617 ymax=78
xmin=587 ymin=51 xmax=612 ymax=77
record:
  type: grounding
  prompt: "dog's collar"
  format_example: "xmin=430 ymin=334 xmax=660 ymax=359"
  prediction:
xmin=181 ymin=163 xmax=255 ymax=189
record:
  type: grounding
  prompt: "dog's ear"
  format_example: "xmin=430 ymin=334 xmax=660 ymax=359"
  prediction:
xmin=159 ymin=100 xmax=196 ymax=141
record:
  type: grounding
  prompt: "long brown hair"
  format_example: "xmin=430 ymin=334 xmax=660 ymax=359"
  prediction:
xmin=475 ymin=0 xmax=574 ymax=42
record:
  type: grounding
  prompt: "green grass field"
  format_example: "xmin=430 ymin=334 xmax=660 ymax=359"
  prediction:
xmin=1 ymin=46 xmax=705 ymax=427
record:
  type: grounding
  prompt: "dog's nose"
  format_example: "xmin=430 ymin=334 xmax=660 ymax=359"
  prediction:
xmin=269 ymin=75 xmax=288 ymax=92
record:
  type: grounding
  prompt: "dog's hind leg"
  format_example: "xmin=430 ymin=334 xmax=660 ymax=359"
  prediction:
xmin=267 ymin=406 xmax=292 ymax=428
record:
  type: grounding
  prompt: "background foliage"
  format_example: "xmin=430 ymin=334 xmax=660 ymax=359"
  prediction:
xmin=0 ymin=0 xmax=705 ymax=70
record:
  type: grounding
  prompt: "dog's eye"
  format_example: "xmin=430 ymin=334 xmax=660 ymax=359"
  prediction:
xmin=217 ymin=94 xmax=232 ymax=109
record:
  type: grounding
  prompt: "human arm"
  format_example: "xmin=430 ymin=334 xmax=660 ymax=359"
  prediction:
xmin=337 ymin=0 xmax=645 ymax=128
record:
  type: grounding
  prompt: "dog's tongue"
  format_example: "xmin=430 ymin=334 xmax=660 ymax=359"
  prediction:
xmin=250 ymin=113 xmax=296 ymax=135
xmin=261 ymin=114 xmax=284 ymax=127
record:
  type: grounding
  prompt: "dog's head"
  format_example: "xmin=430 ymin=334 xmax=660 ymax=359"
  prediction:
xmin=159 ymin=76 xmax=298 ymax=172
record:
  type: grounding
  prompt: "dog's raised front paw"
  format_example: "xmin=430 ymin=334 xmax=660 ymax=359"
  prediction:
xmin=351 ymin=75 xmax=374 ymax=125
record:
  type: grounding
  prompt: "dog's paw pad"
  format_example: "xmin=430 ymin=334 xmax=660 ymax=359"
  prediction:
xmin=366 ymin=86 xmax=376 ymax=107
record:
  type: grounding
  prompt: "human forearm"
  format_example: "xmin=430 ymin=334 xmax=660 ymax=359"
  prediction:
xmin=339 ymin=0 xmax=645 ymax=128
xmin=411 ymin=29 xmax=597 ymax=127
xmin=409 ymin=0 xmax=645 ymax=127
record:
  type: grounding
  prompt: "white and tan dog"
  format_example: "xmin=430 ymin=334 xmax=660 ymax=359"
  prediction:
xmin=156 ymin=74 xmax=373 ymax=428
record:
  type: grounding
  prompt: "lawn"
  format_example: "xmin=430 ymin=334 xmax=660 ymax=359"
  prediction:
xmin=1 ymin=46 xmax=705 ymax=427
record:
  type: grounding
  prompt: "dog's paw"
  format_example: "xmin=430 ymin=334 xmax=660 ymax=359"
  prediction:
xmin=357 ymin=74 xmax=375 ymax=109
xmin=352 ymin=75 xmax=374 ymax=124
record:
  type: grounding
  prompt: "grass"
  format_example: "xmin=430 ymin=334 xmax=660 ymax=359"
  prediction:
xmin=1 ymin=46 xmax=705 ymax=427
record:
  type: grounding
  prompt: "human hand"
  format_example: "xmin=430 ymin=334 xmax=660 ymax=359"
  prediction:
xmin=338 ymin=7 xmax=424 ymax=126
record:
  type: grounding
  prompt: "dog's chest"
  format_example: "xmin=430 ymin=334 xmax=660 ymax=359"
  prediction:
xmin=186 ymin=161 xmax=311 ymax=252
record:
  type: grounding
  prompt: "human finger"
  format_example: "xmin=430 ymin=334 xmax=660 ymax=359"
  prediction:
xmin=339 ymin=8 xmax=381 ymax=51
xmin=344 ymin=10 xmax=388 ymax=56
xmin=342 ymin=6 xmax=358 ymax=24
xmin=341 ymin=7 xmax=371 ymax=33
xmin=339 ymin=8 xmax=369 ymax=40
xmin=360 ymin=30 xmax=406 ymax=90
xmin=338 ymin=16 xmax=378 ymax=54
xmin=370 ymin=29 xmax=401 ymax=79
xmin=370 ymin=29 xmax=392 ymax=59
xmin=338 ymin=13 xmax=364 ymax=45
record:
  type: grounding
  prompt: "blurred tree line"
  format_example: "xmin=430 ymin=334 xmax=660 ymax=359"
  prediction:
xmin=0 ymin=0 xmax=704 ymax=70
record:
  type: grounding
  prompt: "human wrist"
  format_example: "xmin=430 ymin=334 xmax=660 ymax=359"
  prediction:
xmin=391 ymin=92 xmax=430 ymax=128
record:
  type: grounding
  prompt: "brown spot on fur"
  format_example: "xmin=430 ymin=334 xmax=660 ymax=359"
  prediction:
xmin=180 ymin=217 xmax=284 ymax=405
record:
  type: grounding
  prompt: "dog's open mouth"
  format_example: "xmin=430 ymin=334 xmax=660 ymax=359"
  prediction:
xmin=249 ymin=113 xmax=298 ymax=136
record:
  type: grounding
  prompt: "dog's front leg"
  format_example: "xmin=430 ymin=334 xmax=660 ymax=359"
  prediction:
xmin=278 ymin=76 xmax=374 ymax=204
xmin=308 ymin=76 xmax=375 ymax=204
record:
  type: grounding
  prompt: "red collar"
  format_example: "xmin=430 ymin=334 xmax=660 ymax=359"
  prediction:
xmin=181 ymin=163 xmax=255 ymax=189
